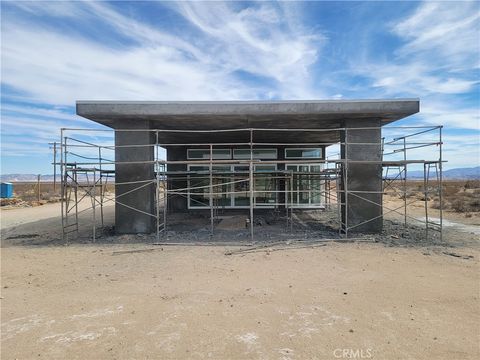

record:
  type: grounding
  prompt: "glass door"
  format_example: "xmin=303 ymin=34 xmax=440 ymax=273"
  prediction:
xmin=254 ymin=165 xmax=277 ymax=207
xmin=189 ymin=165 xmax=232 ymax=208
xmin=188 ymin=164 xmax=278 ymax=208
xmin=233 ymin=165 xmax=250 ymax=206
xmin=286 ymin=164 xmax=324 ymax=208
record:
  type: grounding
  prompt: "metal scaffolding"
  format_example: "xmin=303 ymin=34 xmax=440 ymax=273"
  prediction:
xmin=53 ymin=125 xmax=444 ymax=243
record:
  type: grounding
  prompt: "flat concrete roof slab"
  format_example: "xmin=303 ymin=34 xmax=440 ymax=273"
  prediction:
xmin=76 ymin=99 xmax=419 ymax=144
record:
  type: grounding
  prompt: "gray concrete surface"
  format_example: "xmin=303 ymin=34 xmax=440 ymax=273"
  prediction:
xmin=114 ymin=120 xmax=155 ymax=233
xmin=341 ymin=119 xmax=383 ymax=233
xmin=77 ymin=99 xmax=419 ymax=120
xmin=76 ymin=99 xmax=419 ymax=144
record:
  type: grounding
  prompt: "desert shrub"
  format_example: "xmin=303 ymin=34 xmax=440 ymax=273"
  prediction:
xmin=464 ymin=180 xmax=480 ymax=189
xmin=450 ymin=194 xmax=480 ymax=212
xmin=442 ymin=185 xmax=458 ymax=197
xmin=431 ymin=199 xmax=447 ymax=209
xmin=451 ymin=198 xmax=467 ymax=212
xmin=468 ymin=198 xmax=480 ymax=211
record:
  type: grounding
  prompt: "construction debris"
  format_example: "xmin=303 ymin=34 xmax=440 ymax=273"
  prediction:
xmin=112 ymin=248 xmax=162 ymax=255
xmin=442 ymin=251 xmax=474 ymax=260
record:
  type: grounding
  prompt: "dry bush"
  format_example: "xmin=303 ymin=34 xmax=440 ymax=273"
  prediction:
xmin=12 ymin=182 xmax=61 ymax=202
xmin=386 ymin=180 xmax=480 ymax=213
xmin=464 ymin=180 xmax=480 ymax=189
xmin=450 ymin=194 xmax=480 ymax=213
xmin=442 ymin=184 xmax=459 ymax=197
xmin=443 ymin=181 xmax=480 ymax=213
xmin=431 ymin=199 xmax=449 ymax=210
xmin=5 ymin=182 xmax=114 ymax=207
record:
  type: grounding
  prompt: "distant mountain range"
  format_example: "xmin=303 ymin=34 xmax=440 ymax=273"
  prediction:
xmin=405 ymin=166 xmax=480 ymax=180
xmin=0 ymin=174 xmax=56 ymax=182
xmin=0 ymin=174 xmax=98 ymax=182
xmin=1 ymin=166 xmax=479 ymax=182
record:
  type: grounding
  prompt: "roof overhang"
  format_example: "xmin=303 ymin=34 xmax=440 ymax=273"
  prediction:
xmin=76 ymin=99 xmax=419 ymax=144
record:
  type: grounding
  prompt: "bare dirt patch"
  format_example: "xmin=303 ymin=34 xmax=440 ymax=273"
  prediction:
xmin=1 ymin=194 xmax=479 ymax=359
xmin=1 ymin=242 xmax=479 ymax=359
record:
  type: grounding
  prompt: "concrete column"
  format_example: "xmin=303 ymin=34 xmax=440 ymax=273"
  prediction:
xmin=114 ymin=120 xmax=155 ymax=234
xmin=341 ymin=119 xmax=383 ymax=233
xmin=276 ymin=146 xmax=286 ymax=209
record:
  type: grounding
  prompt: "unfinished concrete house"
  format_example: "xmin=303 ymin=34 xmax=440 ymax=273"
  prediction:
xmin=59 ymin=99 xmax=443 ymax=242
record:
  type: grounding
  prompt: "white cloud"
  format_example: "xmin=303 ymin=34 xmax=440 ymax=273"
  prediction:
xmin=346 ymin=1 xmax=480 ymax=140
xmin=1 ymin=1 xmax=325 ymax=106
xmin=418 ymin=102 xmax=480 ymax=130
xmin=357 ymin=1 xmax=479 ymax=97
xmin=392 ymin=2 xmax=480 ymax=69
xmin=1 ymin=104 xmax=88 ymax=124
xmin=370 ymin=63 xmax=477 ymax=95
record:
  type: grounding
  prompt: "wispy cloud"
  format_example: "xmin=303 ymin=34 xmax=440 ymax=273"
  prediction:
xmin=0 ymin=1 xmax=478 ymax=172
xmin=418 ymin=102 xmax=480 ymax=130
xmin=392 ymin=1 xmax=480 ymax=69
xmin=353 ymin=2 xmax=480 ymax=112
xmin=1 ymin=1 xmax=324 ymax=105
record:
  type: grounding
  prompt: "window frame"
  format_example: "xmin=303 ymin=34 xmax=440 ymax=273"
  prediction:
xmin=187 ymin=164 xmax=278 ymax=209
xmin=187 ymin=148 xmax=232 ymax=160
xmin=284 ymin=148 xmax=323 ymax=159
xmin=285 ymin=163 xmax=325 ymax=209
xmin=233 ymin=148 xmax=278 ymax=160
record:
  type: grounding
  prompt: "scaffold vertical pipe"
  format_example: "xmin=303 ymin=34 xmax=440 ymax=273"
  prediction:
xmin=289 ymin=170 xmax=294 ymax=233
xmin=163 ymin=154 xmax=167 ymax=236
xmin=74 ymin=168 xmax=79 ymax=234
xmin=156 ymin=131 xmax=160 ymax=242
xmin=439 ymin=126 xmax=443 ymax=242
xmin=65 ymin=135 xmax=70 ymax=242
xmin=99 ymin=146 xmax=104 ymax=228
xmin=249 ymin=128 xmax=254 ymax=241
xmin=92 ymin=168 xmax=96 ymax=242
xmin=344 ymin=128 xmax=349 ymax=238
xmin=423 ymin=162 xmax=428 ymax=240
xmin=285 ymin=174 xmax=289 ymax=231
xmin=324 ymin=176 xmax=328 ymax=209
xmin=209 ymin=144 xmax=214 ymax=236
xmin=53 ymin=142 xmax=57 ymax=192
xmin=60 ymin=129 xmax=65 ymax=243
xmin=336 ymin=162 xmax=341 ymax=235
xmin=403 ymin=137 xmax=407 ymax=227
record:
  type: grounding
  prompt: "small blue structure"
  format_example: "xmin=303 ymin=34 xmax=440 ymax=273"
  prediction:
xmin=1 ymin=182 xmax=14 ymax=198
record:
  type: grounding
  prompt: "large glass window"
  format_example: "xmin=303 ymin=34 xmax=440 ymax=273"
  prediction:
xmin=286 ymin=164 xmax=324 ymax=208
xmin=233 ymin=165 xmax=250 ymax=206
xmin=254 ymin=165 xmax=277 ymax=206
xmin=285 ymin=148 xmax=323 ymax=159
xmin=188 ymin=165 xmax=231 ymax=207
xmin=187 ymin=164 xmax=277 ymax=208
xmin=187 ymin=149 xmax=231 ymax=160
xmin=233 ymin=149 xmax=277 ymax=159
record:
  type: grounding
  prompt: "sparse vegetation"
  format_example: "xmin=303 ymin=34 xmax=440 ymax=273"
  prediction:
xmin=386 ymin=180 xmax=480 ymax=214
xmin=0 ymin=182 xmax=115 ymax=207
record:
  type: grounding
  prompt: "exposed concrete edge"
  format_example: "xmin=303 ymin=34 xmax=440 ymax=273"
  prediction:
xmin=76 ymin=99 xmax=420 ymax=118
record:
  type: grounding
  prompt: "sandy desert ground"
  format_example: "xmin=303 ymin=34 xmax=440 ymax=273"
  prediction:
xmin=1 ymin=202 xmax=479 ymax=360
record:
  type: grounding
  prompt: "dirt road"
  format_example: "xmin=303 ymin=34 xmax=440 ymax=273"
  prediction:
xmin=0 ymin=202 xmax=62 ymax=228
xmin=1 ymin=242 xmax=479 ymax=360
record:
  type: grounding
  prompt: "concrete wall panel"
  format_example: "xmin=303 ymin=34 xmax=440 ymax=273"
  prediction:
xmin=114 ymin=120 xmax=155 ymax=234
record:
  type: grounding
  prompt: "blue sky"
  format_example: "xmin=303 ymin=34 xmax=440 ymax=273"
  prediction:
xmin=1 ymin=0 xmax=479 ymax=174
